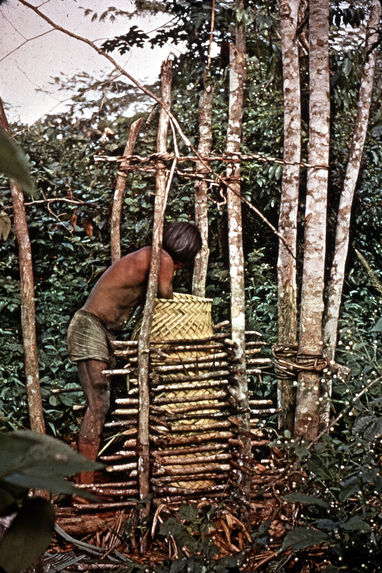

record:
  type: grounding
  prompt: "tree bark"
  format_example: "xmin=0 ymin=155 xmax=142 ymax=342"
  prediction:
xmin=0 ymin=100 xmax=45 ymax=434
xmin=137 ymin=59 xmax=173 ymax=547
xmin=226 ymin=0 xmax=251 ymax=515
xmin=321 ymin=0 xmax=381 ymax=429
xmin=324 ymin=0 xmax=381 ymax=362
xmin=276 ymin=0 xmax=301 ymax=433
xmin=111 ymin=117 xmax=144 ymax=263
xmin=193 ymin=84 xmax=214 ymax=297
xmin=295 ymin=0 xmax=330 ymax=439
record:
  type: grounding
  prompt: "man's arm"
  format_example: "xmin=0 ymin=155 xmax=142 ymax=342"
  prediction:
xmin=157 ymin=251 xmax=175 ymax=299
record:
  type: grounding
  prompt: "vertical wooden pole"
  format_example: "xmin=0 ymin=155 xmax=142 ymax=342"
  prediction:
xmin=0 ymin=100 xmax=45 ymax=435
xmin=226 ymin=0 xmax=251 ymax=518
xmin=193 ymin=84 xmax=214 ymax=297
xmin=295 ymin=0 xmax=330 ymax=439
xmin=277 ymin=0 xmax=301 ymax=433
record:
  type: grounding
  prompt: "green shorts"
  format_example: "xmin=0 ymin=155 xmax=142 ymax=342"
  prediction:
xmin=67 ymin=309 xmax=115 ymax=365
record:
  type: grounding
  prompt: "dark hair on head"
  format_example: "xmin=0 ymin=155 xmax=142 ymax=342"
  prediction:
xmin=162 ymin=222 xmax=202 ymax=264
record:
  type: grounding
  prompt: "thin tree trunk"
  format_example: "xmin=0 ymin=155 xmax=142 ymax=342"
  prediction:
xmin=193 ymin=84 xmax=214 ymax=297
xmin=276 ymin=0 xmax=301 ymax=433
xmin=0 ymin=101 xmax=45 ymax=434
xmin=295 ymin=0 xmax=330 ymax=439
xmin=324 ymin=0 xmax=381 ymax=362
xmin=111 ymin=117 xmax=144 ymax=263
xmin=137 ymin=59 xmax=173 ymax=549
xmin=321 ymin=0 xmax=381 ymax=429
xmin=226 ymin=0 xmax=251 ymax=515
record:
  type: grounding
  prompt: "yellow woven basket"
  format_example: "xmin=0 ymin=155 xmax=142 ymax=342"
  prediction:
xmin=134 ymin=293 xmax=223 ymax=490
xmin=133 ymin=292 xmax=214 ymax=341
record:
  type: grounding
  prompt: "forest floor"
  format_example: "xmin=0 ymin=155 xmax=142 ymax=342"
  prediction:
xmin=44 ymin=451 xmax=328 ymax=572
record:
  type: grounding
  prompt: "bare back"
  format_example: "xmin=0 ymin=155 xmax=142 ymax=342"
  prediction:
xmin=83 ymin=247 xmax=175 ymax=331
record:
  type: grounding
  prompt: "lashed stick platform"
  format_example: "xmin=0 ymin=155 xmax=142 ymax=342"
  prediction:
xmin=98 ymin=294 xmax=276 ymax=506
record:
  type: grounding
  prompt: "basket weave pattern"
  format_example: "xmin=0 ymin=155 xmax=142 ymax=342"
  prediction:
xmin=134 ymin=293 xmax=214 ymax=342
xmin=143 ymin=293 xmax=228 ymax=491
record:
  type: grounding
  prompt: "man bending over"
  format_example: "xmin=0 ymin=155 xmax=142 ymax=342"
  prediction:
xmin=67 ymin=222 xmax=202 ymax=483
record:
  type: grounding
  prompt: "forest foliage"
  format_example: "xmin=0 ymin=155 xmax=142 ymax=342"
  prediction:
xmin=0 ymin=0 xmax=381 ymax=570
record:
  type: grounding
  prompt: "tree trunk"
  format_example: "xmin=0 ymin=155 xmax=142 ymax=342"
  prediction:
xmin=0 ymin=101 xmax=45 ymax=434
xmin=295 ymin=0 xmax=330 ymax=439
xmin=321 ymin=0 xmax=381 ymax=429
xmin=192 ymin=84 xmax=214 ymax=297
xmin=226 ymin=0 xmax=251 ymax=515
xmin=276 ymin=0 xmax=301 ymax=434
xmin=111 ymin=117 xmax=144 ymax=263
xmin=137 ymin=59 xmax=173 ymax=548
xmin=324 ymin=0 xmax=381 ymax=362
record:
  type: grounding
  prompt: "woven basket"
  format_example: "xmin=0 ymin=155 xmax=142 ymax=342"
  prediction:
xmin=133 ymin=292 xmax=214 ymax=342
xmin=134 ymin=293 xmax=224 ymax=490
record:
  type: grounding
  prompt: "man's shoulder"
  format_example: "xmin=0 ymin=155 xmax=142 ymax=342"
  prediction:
xmin=121 ymin=247 xmax=173 ymax=265
xmin=119 ymin=247 xmax=151 ymax=264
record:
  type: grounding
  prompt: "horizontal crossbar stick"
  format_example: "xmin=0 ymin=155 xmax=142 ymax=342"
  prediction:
xmin=152 ymin=484 xmax=229 ymax=495
xmin=104 ymin=420 xmax=138 ymax=429
xmin=246 ymin=357 xmax=273 ymax=365
xmin=153 ymin=462 xmax=231 ymax=476
xmin=111 ymin=333 xmax=258 ymax=349
xmin=153 ymin=443 xmax=230 ymax=456
xmin=151 ymin=356 xmax=230 ymax=368
xmin=75 ymin=481 xmax=138 ymax=490
xmin=71 ymin=500 xmax=139 ymax=510
xmin=152 ymin=380 xmax=229 ymax=392
xmin=151 ymin=472 xmax=228 ymax=484
xmin=154 ymin=411 xmax=230 ymax=423
xmin=95 ymin=151 xmax=328 ymax=170
xmin=155 ymin=420 xmax=232 ymax=433
xmin=154 ymin=492 xmax=230 ymax=504
xmin=152 ymin=389 xmax=228 ymax=404
xmin=150 ymin=431 xmax=234 ymax=446
xmin=153 ymin=453 xmax=231 ymax=466
xmin=99 ymin=452 xmax=136 ymax=461
xmin=250 ymin=407 xmax=281 ymax=415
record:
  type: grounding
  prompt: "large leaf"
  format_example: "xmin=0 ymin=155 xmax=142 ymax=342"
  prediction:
xmin=281 ymin=527 xmax=329 ymax=552
xmin=2 ymin=474 xmax=90 ymax=498
xmin=0 ymin=497 xmax=55 ymax=573
xmin=0 ymin=430 xmax=102 ymax=479
xmin=0 ymin=129 xmax=34 ymax=193
xmin=282 ymin=493 xmax=329 ymax=508
xmin=352 ymin=415 xmax=382 ymax=441
xmin=160 ymin=518 xmax=197 ymax=552
xmin=0 ymin=482 xmax=27 ymax=516
xmin=0 ymin=431 xmax=102 ymax=499
xmin=340 ymin=516 xmax=370 ymax=531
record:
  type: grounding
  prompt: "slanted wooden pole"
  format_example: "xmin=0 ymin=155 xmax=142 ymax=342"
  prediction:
xmin=137 ymin=59 xmax=173 ymax=551
xmin=111 ymin=117 xmax=144 ymax=263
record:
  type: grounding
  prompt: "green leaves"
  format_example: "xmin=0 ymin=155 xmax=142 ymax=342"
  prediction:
xmin=282 ymin=493 xmax=329 ymax=509
xmin=0 ymin=128 xmax=34 ymax=193
xmin=0 ymin=497 xmax=55 ymax=573
xmin=281 ymin=527 xmax=329 ymax=552
xmin=0 ymin=430 xmax=102 ymax=512
xmin=0 ymin=431 xmax=103 ymax=573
